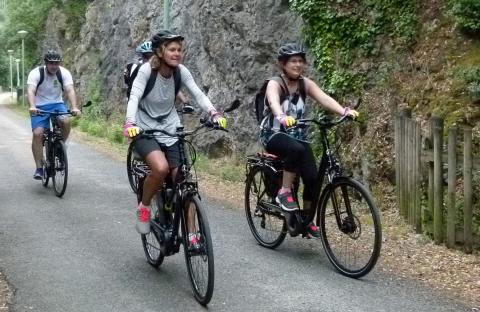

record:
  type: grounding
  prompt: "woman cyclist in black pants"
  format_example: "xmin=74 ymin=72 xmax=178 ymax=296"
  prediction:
xmin=260 ymin=42 xmax=359 ymax=238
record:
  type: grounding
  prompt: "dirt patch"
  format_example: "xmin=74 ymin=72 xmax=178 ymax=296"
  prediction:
xmin=0 ymin=271 xmax=12 ymax=312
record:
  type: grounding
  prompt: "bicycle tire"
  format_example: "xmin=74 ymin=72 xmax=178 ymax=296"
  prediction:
xmin=41 ymin=142 xmax=50 ymax=187
xmin=127 ymin=143 xmax=139 ymax=193
xmin=245 ymin=166 xmax=286 ymax=249
xmin=52 ymin=140 xmax=68 ymax=197
xmin=141 ymin=194 xmax=165 ymax=267
xmin=318 ymin=177 xmax=382 ymax=278
xmin=182 ymin=194 xmax=214 ymax=306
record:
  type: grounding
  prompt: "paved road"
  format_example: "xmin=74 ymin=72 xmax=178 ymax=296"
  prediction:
xmin=0 ymin=97 xmax=470 ymax=311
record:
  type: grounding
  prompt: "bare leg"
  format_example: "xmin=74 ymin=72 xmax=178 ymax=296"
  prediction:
xmin=32 ymin=128 xmax=44 ymax=168
xmin=57 ymin=117 xmax=71 ymax=140
xmin=142 ymin=150 xmax=169 ymax=206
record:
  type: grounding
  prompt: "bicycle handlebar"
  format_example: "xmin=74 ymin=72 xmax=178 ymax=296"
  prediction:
xmin=34 ymin=109 xmax=74 ymax=117
xmin=138 ymin=119 xmax=227 ymax=139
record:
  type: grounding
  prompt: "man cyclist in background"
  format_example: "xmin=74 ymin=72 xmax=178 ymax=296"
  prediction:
xmin=27 ymin=50 xmax=80 ymax=180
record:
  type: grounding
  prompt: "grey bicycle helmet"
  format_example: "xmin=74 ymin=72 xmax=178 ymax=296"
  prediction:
xmin=44 ymin=50 xmax=62 ymax=62
xmin=136 ymin=41 xmax=153 ymax=54
xmin=277 ymin=43 xmax=306 ymax=61
xmin=151 ymin=30 xmax=184 ymax=49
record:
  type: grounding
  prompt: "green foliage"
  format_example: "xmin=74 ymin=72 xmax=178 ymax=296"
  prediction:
xmin=59 ymin=0 xmax=93 ymax=37
xmin=289 ymin=0 xmax=417 ymax=97
xmin=0 ymin=0 xmax=92 ymax=86
xmin=449 ymin=0 xmax=480 ymax=34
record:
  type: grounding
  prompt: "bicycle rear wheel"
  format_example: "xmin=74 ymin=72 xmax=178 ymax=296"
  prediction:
xmin=126 ymin=143 xmax=139 ymax=193
xmin=245 ymin=166 xmax=286 ymax=248
xmin=52 ymin=140 xmax=68 ymax=197
xmin=141 ymin=193 xmax=164 ymax=267
xmin=182 ymin=194 xmax=214 ymax=306
xmin=318 ymin=177 xmax=382 ymax=278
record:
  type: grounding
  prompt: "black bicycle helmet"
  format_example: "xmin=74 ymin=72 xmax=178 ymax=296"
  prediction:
xmin=151 ymin=30 xmax=184 ymax=49
xmin=44 ymin=50 xmax=62 ymax=62
xmin=277 ymin=43 xmax=306 ymax=61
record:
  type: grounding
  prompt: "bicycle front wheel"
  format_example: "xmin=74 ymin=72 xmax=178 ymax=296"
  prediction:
xmin=245 ymin=166 xmax=286 ymax=248
xmin=182 ymin=194 xmax=214 ymax=306
xmin=318 ymin=177 xmax=382 ymax=278
xmin=141 ymin=193 xmax=164 ymax=267
xmin=52 ymin=140 xmax=68 ymax=197
xmin=41 ymin=141 xmax=50 ymax=187
xmin=126 ymin=143 xmax=139 ymax=193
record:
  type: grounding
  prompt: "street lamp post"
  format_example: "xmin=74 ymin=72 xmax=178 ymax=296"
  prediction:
xmin=7 ymin=49 xmax=14 ymax=99
xmin=15 ymin=59 xmax=20 ymax=88
xmin=17 ymin=30 xmax=28 ymax=106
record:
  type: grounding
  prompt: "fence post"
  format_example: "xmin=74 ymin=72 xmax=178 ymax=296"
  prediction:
xmin=446 ymin=127 xmax=457 ymax=248
xmin=463 ymin=125 xmax=473 ymax=254
xmin=432 ymin=116 xmax=444 ymax=244
xmin=414 ymin=122 xmax=422 ymax=232
xmin=394 ymin=115 xmax=401 ymax=215
xmin=406 ymin=118 xmax=414 ymax=225
xmin=399 ymin=109 xmax=411 ymax=218
xmin=427 ymin=122 xmax=434 ymax=233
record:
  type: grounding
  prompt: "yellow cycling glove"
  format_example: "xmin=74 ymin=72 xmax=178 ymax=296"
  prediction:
xmin=123 ymin=122 xmax=141 ymax=138
xmin=343 ymin=107 xmax=360 ymax=119
xmin=276 ymin=114 xmax=296 ymax=127
xmin=211 ymin=111 xmax=227 ymax=129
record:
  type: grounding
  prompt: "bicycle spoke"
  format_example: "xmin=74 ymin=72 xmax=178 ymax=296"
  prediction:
xmin=141 ymin=194 xmax=164 ymax=267
xmin=245 ymin=166 xmax=286 ymax=248
xmin=320 ymin=178 xmax=381 ymax=278
xmin=183 ymin=195 xmax=214 ymax=305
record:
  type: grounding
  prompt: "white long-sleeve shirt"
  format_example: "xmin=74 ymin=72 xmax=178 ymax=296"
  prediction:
xmin=126 ymin=63 xmax=215 ymax=146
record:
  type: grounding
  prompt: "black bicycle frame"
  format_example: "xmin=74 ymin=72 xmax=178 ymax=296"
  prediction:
xmin=138 ymin=126 xmax=199 ymax=255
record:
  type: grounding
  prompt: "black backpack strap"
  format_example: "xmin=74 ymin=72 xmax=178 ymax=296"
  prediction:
xmin=127 ymin=65 xmax=142 ymax=98
xmin=35 ymin=66 xmax=44 ymax=95
xmin=173 ymin=67 xmax=181 ymax=97
xmin=142 ymin=66 xmax=181 ymax=100
xmin=142 ymin=68 xmax=157 ymax=99
xmin=56 ymin=69 xmax=64 ymax=91
xmin=298 ymin=76 xmax=306 ymax=101
xmin=36 ymin=66 xmax=64 ymax=95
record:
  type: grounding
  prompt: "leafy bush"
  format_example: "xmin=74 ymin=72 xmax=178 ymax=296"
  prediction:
xmin=449 ymin=0 xmax=480 ymax=34
xmin=289 ymin=0 xmax=417 ymax=97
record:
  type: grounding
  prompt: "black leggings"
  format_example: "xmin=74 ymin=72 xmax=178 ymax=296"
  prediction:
xmin=266 ymin=132 xmax=318 ymax=201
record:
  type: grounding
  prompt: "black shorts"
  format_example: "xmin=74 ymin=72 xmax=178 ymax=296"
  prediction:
xmin=134 ymin=137 xmax=181 ymax=168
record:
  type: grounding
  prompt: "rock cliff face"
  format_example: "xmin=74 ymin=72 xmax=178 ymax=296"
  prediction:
xmin=44 ymin=0 xmax=303 ymax=155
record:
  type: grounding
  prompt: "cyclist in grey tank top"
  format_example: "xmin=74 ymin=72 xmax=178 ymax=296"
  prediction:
xmin=264 ymin=43 xmax=359 ymax=238
xmin=123 ymin=30 xmax=227 ymax=236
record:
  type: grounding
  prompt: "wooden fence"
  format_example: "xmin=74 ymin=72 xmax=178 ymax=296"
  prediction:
xmin=394 ymin=109 xmax=479 ymax=253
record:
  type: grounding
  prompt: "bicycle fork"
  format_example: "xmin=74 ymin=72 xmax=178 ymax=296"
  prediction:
xmin=329 ymin=184 xmax=357 ymax=235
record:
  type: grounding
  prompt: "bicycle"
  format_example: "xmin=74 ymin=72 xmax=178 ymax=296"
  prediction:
xmin=244 ymin=111 xmax=382 ymax=278
xmin=129 ymin=100 xmax=239 ymax=305
xmin=37 ymin=109 xmax=72 ymax=197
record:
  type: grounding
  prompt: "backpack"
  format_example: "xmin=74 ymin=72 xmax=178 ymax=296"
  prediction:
xmin=124 ymin=62 xmax=181 ymax=100
xmin=36 ymin=66 xmax=64 ymax=95
xmin=123 ymin=63 xmax=141 ymax=98
xmin=253 ymin=75 xmax=306 ymax=125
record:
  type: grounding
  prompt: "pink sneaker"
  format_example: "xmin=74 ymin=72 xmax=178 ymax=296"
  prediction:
xmin=135 ymin=203 xmax=151 ymax=234
xmin=188 ymin=233 xmax=200 ymax=250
